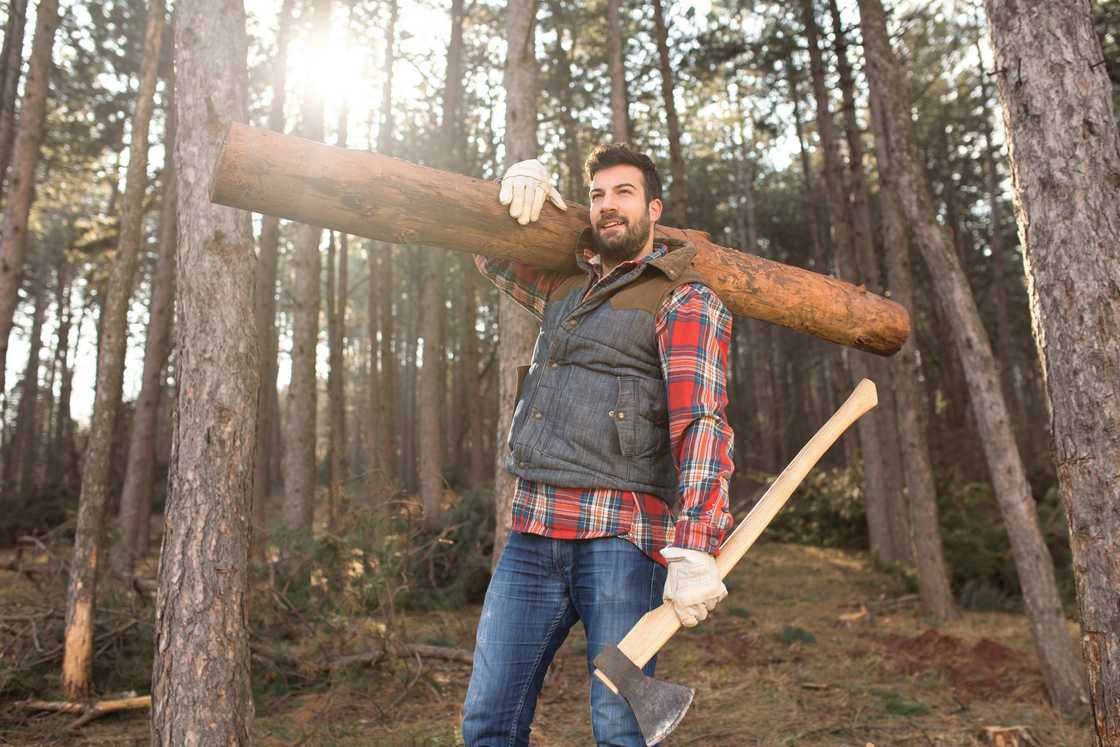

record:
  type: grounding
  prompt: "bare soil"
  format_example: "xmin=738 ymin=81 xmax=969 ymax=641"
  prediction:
xmin=1 ymin=542 xmax=1090 ymax=746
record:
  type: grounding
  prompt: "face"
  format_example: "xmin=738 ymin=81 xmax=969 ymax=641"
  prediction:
xmin=588 ymin=164 xmax=663 ymax=266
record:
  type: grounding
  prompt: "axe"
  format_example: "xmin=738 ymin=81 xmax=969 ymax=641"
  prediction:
xmin=592 ymin=378 xmax=878 ymax=745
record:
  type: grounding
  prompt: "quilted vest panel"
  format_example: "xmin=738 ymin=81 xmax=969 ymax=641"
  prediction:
xmin=505 ymin=240 xmax=704 ymax=504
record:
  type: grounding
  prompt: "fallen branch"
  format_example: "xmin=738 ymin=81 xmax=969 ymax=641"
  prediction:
xmin=15 ymin=693 xmax=150 ymax=730
xmin=330 ymin=642 xmax=473 ymax=671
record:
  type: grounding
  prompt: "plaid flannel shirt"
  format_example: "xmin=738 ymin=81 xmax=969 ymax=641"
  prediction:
xmin=477 ymin=243 xmax=734 ymax=564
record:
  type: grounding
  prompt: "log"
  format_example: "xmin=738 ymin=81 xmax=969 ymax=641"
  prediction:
xmin=212 ymin=122 xmax=909 ymax=355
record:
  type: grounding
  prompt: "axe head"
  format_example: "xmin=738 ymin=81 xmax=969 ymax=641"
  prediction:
xmin=593 ymin=644 xmax=694 ymax=746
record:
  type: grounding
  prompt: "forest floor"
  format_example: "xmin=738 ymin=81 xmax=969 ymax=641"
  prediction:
xmin=0 ymin=540 xmax=1091 ymax=746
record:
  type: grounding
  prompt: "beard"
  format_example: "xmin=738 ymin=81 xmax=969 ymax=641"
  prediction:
xmin=590 ymin=211 xmax=651 ymax=266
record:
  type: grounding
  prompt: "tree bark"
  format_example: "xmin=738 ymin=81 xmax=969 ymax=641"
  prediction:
xmin=0 ymin=0 xmax=59 ymax=402
xmin=801 ymin=0 xmax=896 ymax=564
xmin=326 ymin=100 xmax=350 ymax=529
xmin=827 ymin=0 xmax=911 ymax=564
xmin=213 ymin=123 xmax=911 ymax=356
xmin=0 ymin=0 xmax=29 ymax=192
xmin=282 ymin=0 xmax=331 ymax=534
xmin=47 ymin=260 xmax=72 ymax=482
xmin=152 ymin=0 xmax=256 ymax=739
xmin=62 ymin=0 xmax=164 ymax=701
xmin=858 ymin=0 xmax=1085 ymax=714
xmin=11 ymin=281 xmax=45 ymax=504
xmin=651 ymin=0 xmax=687 ymax=225
xmin=115 ymin=80 xmax=177 ymax=579
xmin=367 ymin=0 xmax=398 ymax=493
xmin=607 ymin=0 xmax=629 ymax=142
xmin=985 ymin=0 xmax=1118 ymax=735
xmin=493 ymin=0 xmax=542 ymax=565
xmin=868 ymin=84 xmax=958 ymax=621
xmin=418 ymin=251 xmax=443 ymax=525
xmin=251 ymin=0 xmax=294 ymax=555
xmin=459 ymin=255 xmax=484 ymax=489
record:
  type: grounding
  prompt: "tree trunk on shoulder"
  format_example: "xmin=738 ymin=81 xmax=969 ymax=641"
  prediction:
xmin=62 ymin=0 xmax=164 ymax=701
xmin=0 ymin=0 xmax=29 ymax=192
xmin=651 ymin=0 xmax=687 ymax=225
xmin=868 ymin=84 xmax=958 ymax=621
xmin=152 ymin=0 xmax=257 ymax=739
xmin=985 ymin=1 xmax=1117 ymax=735
xmin=115 ymin=91 xmax=178 ymax=579
xmin=252 ymin=0 xmax=294 ymax=555
xmin=0 ymin=0 xmax=60 ymax=401
xmin=282 ymin=0 xmax=331 ymax=534
xmin=858 ymin=0 xmax=1084 ymax=714
xmin=493 ymin=0 xmax=541 ymax=565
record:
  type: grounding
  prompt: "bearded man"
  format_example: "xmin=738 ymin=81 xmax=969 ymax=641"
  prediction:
xmin=461 ymin=143 xmax=735 ymax=746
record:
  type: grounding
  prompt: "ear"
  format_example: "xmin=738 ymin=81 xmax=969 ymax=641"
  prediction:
xmin=647 ymin=198 xmax=663 ymax=224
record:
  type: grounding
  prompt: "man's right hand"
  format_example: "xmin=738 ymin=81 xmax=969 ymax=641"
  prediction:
xmin=499 ymin=158 xmax=567 ymax=225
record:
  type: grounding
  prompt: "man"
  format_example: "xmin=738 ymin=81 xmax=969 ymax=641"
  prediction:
xmin=462 ymin=144 xmax=734 ymax=746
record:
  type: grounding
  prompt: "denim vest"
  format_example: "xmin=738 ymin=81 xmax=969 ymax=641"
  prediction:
xmin=506 ymin=238 xmax=706 ymax=504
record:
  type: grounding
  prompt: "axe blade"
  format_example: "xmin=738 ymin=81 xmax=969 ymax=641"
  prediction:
xmin=593 ymin=644 xmax=694 ymax=746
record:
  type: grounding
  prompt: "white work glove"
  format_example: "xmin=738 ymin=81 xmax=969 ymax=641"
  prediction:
xmin=499 ymin=158 xmax=568 ymax=225
xmin=661 ymin=547 xmax=728 ymax=627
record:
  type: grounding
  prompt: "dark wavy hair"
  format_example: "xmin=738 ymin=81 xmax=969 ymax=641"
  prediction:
xmin=583 ymin=143 xmax=663 ymax=205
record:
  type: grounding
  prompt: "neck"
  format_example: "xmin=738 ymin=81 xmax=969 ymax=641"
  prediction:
xmin=601 ymin=236 xmax=656 ymax=276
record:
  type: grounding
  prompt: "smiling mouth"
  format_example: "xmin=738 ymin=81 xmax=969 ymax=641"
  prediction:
xmin=598 ymin=219 xmax=626 ymax=231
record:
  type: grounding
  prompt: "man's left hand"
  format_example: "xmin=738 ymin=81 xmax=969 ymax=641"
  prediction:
xmin=499 ymin=158 xmax=568 ymax=225
xmin=661 ymin=547 xmax=727 ymax=627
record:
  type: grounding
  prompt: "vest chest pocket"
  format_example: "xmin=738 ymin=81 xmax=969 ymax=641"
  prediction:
xmin=613 ymin=377 xmax=667 ymax=458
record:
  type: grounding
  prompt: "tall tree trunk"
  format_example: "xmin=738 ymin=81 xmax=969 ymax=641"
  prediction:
xmin=606 ymin=0 xmax=629 ymax=142
xmin=252 ymin=0 xmax=294 ymax=555
xmin=985 ymin=1 xmax=1117 ymax=735
xmin=282 ymin=0 xmax=331 ymax=533
xmin=0 ymin=0 xmax=29 ymax=192
xmin=459 ymin=255 xmax=484 ymax=489
xmin=801 ymin=0 xmax=896 ymax=563
xmin=326 ymin=99 xmax=350 ymax=528
xmin=12 ymin=281 xmax=45 ymax=504
xmin=418 ymin=251 xmax=443 ymax=525
xmin=47 ymin=259 xmax=72 ymax=481
xmin=651 ymin=0 xmax=687 ymax=225
xmin=858 ymin=0 xmax=1085 ymax=714
xmin=827 ymin=0 xmax=911 ymax=564
xmin=152 ymin=0 xmax=257 ymax=738
xmin=546 ymin=0 xmax=584 ymax=197
xmin=61 ymin=0 xmax=164 ymax=700
xmin=417 ymin=0 xmax=466 ymax=524
xmin=115 ymin=96 xmax=178 ymax=578
xmin=0 ymin=0 xmax=59 ymax=402
xmin=326 ymin=232 xmax=342 ymax=527
xmin=493 ymin=0 xmax=541 ymax=565
xmin=368 ymin=0 xmax=398 ymax=493
xmin=868 ymin=85 xmax=958 ymax=621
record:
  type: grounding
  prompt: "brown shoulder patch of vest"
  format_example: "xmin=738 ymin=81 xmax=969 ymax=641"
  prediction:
xmin=608 ymin=267 xmax=709 ymax=314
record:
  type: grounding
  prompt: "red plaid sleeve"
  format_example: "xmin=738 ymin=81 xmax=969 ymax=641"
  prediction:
xmin=655 ymin=283 xmax=735 ymax=554
xmin=474 ymin=255 xmax=570 ymax=320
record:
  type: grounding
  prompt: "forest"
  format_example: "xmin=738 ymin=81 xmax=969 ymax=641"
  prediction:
xmin=0 ymin=0 xmax=1118 ymax=744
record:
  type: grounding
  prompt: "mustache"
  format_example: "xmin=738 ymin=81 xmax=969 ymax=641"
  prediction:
xmin=596 ymin=215 xmax=628 ymax=229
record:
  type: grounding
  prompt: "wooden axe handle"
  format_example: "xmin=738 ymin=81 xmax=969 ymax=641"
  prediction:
xmin=595 ymin=378 xmax=878 ymax=694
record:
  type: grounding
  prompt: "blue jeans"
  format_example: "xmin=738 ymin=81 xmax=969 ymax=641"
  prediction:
xmin=462 ymin=532 xmax=667 ymax=746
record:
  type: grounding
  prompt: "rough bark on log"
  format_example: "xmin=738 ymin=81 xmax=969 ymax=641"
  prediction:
xmin=212 ymin=122 xmax=910 ymax=356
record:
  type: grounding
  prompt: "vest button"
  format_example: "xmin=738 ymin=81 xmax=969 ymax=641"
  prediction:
xmin=518 ymin=461 xmax=528 ymax=468
xmin=617 ymin=411 xmax=626 ymax=420
xmin=549 ymin=361 xmax=558 ymax=369
xmin=564 ymin=320 xmax=576 ymax=329
xmin=532 ymin=409 xmax=542 ymax=419
xmin=608 ymin=410 xmax=615 ymax=418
